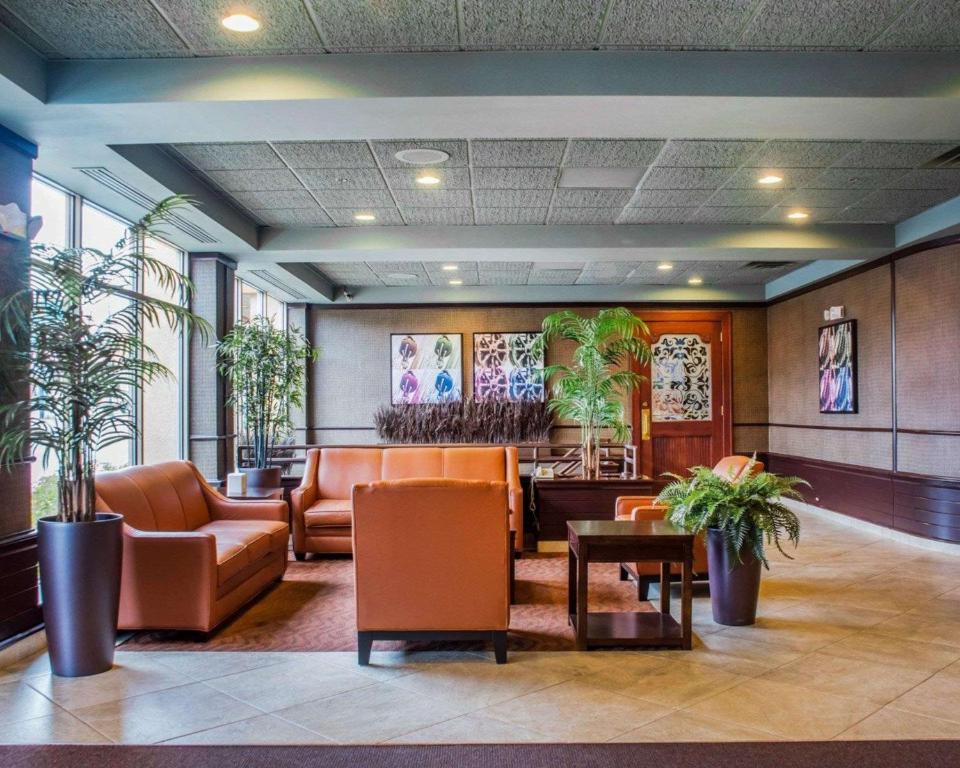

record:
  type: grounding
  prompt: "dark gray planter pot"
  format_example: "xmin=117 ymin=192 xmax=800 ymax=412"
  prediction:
xmin=242 ymin=466 xmax=282 ymax=488
xmin=706 ymin=527 xmax=762 ymax=626
xmin=37 ymin=513 xmax=123 ymax=677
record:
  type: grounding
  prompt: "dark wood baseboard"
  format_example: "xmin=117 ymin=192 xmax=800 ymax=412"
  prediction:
xmin=763 ymin=453 xmax=960 ymax=544
xmin=357 ymin=630 xmax=508 ymax=665
xmin=0 ymin=531 xmax=42 ymax=644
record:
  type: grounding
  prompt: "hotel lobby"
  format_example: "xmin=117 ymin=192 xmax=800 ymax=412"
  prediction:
xmin=1 ymin=2 xmax=959 ymax=766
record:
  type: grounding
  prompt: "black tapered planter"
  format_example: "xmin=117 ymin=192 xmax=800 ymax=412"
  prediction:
xmin=706 ymin=526 xmax=762 ymax=626
xmin=242 ymin=467 xmax=282 ymax=488
xmin=37 ymin=513 xmax=123 ymax=677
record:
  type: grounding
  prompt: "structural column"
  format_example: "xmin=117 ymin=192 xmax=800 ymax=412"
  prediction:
xmin=286 ymin=303 xmax=315 ymax=445
xmin=188 ymin=252 xmax=236 ymax=481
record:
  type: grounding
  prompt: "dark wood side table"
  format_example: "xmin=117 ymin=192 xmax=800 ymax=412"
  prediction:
xmin=567 ymin=519 xmax=694 ymax=651
xmin=222 ymin=486 xmax=284 ymax=501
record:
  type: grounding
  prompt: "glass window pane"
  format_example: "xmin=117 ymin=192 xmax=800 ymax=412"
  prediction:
xmin=651 ymin=334 xmax=712 ymax=422
xmin=238 ymin=280 xmax=260 ymax=322
xmin=30 ymin=177 xmax=70 ymax=250
xmin=265 ymin=294 xmax=284 ymax=328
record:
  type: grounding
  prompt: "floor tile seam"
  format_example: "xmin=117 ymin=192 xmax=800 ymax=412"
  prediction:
xmin=374 ymin=706 xmax=555 ymax=744
xmin=24 ymin=671 xmax=195 ymax=712
xmin=0 ymin=707 xmax=115 ymax=744
xmin=604 ymin=707 xmax=784 ymax=743
xmin=155 ymin=712 xmax=337 ymax=745
xmin=198 ymin=674 xmax=381 ymax=714
xmin=149 ymin=653 xmax=292 ymax=681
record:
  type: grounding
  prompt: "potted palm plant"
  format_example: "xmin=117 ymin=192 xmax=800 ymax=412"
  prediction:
xmin=0 ymin=196 xmax=207 ymax=676
xmin=534 ymin=307 xmax=650 ymax=479
xmin=218 ymin=317 xmax=318 ymax=487
xmin=656 ymin=461 xmax=806 ymax=625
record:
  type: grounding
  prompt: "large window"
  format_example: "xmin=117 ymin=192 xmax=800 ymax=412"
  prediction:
xmin=237 ymin=277 xmax=286 ymax=328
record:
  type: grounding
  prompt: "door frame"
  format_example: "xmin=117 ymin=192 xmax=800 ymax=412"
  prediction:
xmin=631 ymin=310 xmax=734 ymax=473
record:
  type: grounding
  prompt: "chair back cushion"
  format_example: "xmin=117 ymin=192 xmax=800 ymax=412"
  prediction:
xmin=712 ymin=455 xmax=763 ymax=482
xmin=95 ymin=461 xmax=210 ymax=531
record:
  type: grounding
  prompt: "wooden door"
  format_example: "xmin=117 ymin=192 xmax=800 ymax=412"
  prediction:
xmin=632 ymin=311 xmax=732 ymax=478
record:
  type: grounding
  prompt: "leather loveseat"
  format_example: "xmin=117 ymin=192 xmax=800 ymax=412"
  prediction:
xmin=616 ymin=455 xmax=763 ymax=600
xmin=291 ymin=446 xmax=523 ymax=557
xmin=353 ymin=478 xmax=511 ymax=664
xmin=95 ymin=461 xmax=289 ymax=633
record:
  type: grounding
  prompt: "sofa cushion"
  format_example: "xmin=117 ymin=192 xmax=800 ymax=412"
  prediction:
xmin=96 ymin=461 xmax=211 ymax=532
xmin=196 ymin=520 xmax=288 ymax=585
xmin=317 ymin=448 xmax=383 ymax=500
xmin=442 ymin=447 xmax=506 ymax=482
xmin=382 ymin=447 xmax=443 ymax=480
xmin=304 ymin=499 xmax=352 ymax=528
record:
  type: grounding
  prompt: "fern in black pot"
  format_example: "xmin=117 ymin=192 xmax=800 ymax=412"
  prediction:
xmin=656 ymin=462 xmax=806 ymax=626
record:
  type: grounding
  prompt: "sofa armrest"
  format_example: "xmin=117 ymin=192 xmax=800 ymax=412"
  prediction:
xmin=504 ymin=446 xmax=523 ymax=551
xmin=290 ymin=448 xmax=320 ymax=513
xmin=194 ymin=468 xmax=288 ymax=522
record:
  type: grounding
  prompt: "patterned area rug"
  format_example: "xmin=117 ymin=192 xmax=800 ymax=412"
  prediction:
xmin=124 ymin=554 xmax=654 ymax=652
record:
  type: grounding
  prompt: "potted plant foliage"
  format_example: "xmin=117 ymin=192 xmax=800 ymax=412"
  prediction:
xmin=218 ymin=316 xmax=319 ymax=487
xmin=656 ymin=460 xmax=806 ymax=625
xmin=0 ymin=196 xmax=207 ymax=676
xmin=534 ymin=307 xmax=650 ymax=479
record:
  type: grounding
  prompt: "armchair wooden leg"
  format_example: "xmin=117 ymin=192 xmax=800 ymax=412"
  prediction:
xmin=637 ymin=577 xmax=654 ymax=602
xmin=619 ymin=564 xmax=630 ymax=581
xmin=492 ymin=631 xmax=508 ymax=664
xmin=357 ymin=632 xmax=373 ymax=666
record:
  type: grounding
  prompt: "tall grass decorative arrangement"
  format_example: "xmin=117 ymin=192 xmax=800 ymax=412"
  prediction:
xmin=374 ymin=400 xmax=552 ymax=444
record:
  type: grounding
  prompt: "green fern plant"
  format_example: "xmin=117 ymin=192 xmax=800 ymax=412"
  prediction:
xmin=655 ymin=460 xmax=807 ymax=568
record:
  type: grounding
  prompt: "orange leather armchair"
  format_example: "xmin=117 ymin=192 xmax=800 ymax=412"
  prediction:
xmin=616 ymin=455 xmax=764 ymax=601
xmin=352 ymin=478 xmax=511 ymax=664
xmin=95 ymin=461 xmax=288 ymax=634
xmin=291 ymin=446 xmax=523 ymax=557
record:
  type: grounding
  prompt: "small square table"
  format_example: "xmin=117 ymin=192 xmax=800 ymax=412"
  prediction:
xmin=567 ymin=519 xmax=694 ymax=651
xmin=221 ymin=486 xmax=284 ymax=501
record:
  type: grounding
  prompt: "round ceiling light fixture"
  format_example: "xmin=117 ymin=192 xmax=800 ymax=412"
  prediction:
xmin=441 ymin=264 xmax=459 ymax=271
xmin=757 ymin=173 xmax=783 ymax=185
xmin=656 ymin=262 xmax=673 ymax=271
xmin=416 ymin=173 xmax=441 ymax=185
xmin=448 ymin=279 xmax=464 ymax=286
xmin=687 ymin=276 xmax=704 ymax=286
xmin=786 ymin=210 xmax=810 ymax=220
xmin=394 ymin=148 xmax=451 ymax=165
xmin=221 ymin=13 xmax=260 ymax=32
xmin=353 ymin=212 xmax=376 ymax=222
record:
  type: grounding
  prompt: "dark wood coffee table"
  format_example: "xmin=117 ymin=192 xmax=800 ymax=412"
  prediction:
xmin=567 ymin=519 xmax=694 ymax=651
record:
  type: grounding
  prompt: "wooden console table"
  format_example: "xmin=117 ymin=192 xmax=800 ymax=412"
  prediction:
xmin=533 ymin=477 xmax=663 ymax=542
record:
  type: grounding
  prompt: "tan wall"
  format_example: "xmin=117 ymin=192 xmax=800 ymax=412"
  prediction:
xmin=307 ymin=306 xmax=768 ymax=451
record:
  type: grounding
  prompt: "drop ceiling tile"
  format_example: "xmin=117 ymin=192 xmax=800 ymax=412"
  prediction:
xmin=747 ymin=141 xmax=859 ymax=168
xmin=780 ymin=188 xmax=870 ymax=208
xmin=642 ymin=167 xmax=736 ymax=190
xmin=558 ymin=167 xmax=645 ymax=189
xmin=737 ymin=0 xmax=905 ymax=49
xmin=382 ymin=168 xmax=472 ymax=189
xmin=311 ymin=189 xmax=397 ymax=208
xmin=835 ymin=141 xmax=959 ymax=169
xmin=478 ymin=261 xmax=533 ymax=272
xmin=306 ymin=0 xmax=458 ymax=51
xmin=617 ymin=207 xmax=698 ymax=224
xmin=252 ymin=208 xmax=333 ymax=227
xmin=273 ymin=141 xmax=377 ymax=169
xmin=157 ymin=0 xmax=323 ymax=55
xmin=172 ymin=143 xmax=283 ymax=171
xmin=367 ymin=261 xmax=429 ymax=275
xmin=298 ymin=168 xmax=388 ymax=190
xmin=401 ymin=208 xmax=475 ymax=225
xmin=393 ymin=189 xmax=473 ymax=207
xmin=533 ymin=261 xmax=584 ymax=270
xmin=205 ymin=169 xmax=302 ymax=192
xmin=806 ymin=167 xmax=909 ymax=189
xmin=423 ymin=261 xmax=479 ymax=273
xmin=474 ymin=208 xmax=548 ymax=225
xmin=0 ymin=7 xmax=58 ymax=55
xmin=231 ymin=190 xmax=318 ymax=210
xmin=821 ymin=208 xmax=903 ymax=223
xmin=600 ymin=0 xmax=758 ymax=48
xmin=723 ymin=167 xmax=822 ymax=189
xmin=527 ymin=269 xmax=582 ymax=285
xmin=325 ymin=207 xmax=403 ymax=226
xmin=857 ymin=188 xmax=954 ymax=212
xmin=473 ymin=190 xmax=553 ymax=207
xmin=547 ymin=207 xmax=622 ymax=224
xmin=576 ymin=262 xmax=637 ymax=284
xmin=478 ymin=262 xmax=533 ymax=285
xmin=379 ymin=273 xmax=431 ymax=287
xmin=473 ymin=167 xmax=558 ymax=189
xmin=371 ymin=140 xmax=469 ymax=168
xmin=885 ymin=169 xmax=960 ymax=191
xmin=552 ymin=188 xmax=633 ymax=207
xmin=460 ymin=0 xmax=605 ymax=50
xmin=564 ymin=140 xmax=664 ymax=168
xmin=314 ymin=263 xmax=383 ymax=285
xmin=471 ymin=140 xmax=567 ymax=168
xmin=0 ymin=0 xmax=190 ymax=58
xmin=868 ymin=0 xmax=960 ymax=50
xmin=627 ymin=189 xmax=714 ymax=207
xmin=705 ymin=188 xmax=786 ymax=207
xmin=688 ymin=207 xmax=770 ymax=223
xmin=655 ymin=140 xmax=762 ymax=168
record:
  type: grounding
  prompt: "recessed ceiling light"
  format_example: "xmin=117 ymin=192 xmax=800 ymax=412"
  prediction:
xmin=786 ymin=210 xmax=810 ymax=220
xmin=687 ymin=276 xmax=704 ymax=286
xmin=448 ymin=279 xmax=463 ymax=286
xmin=353 ymin=212 xmax=376 ymax=222
xmin=221 ymin=13 xmax=260 ymax=32
xmin=757 ymin=174 xmax=783 ymax=185
xmin=416 ymin=174 xmax=441 ymax=185
xmin=395 ymin=148 xmax=450 ymax=165
xmin=657 ymin=263 xmax=673 ymax=271
xmin=442 ymin=264 xmax=458 ymax=271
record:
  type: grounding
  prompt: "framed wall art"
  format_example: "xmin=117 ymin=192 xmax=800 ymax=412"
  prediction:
xmin=390 ymin=333 xmax=463 ymax=404
xmin=818 ymin=319 xmax=857 ymax=414
xmin=473 ymin=332 xmax=545 ymax=403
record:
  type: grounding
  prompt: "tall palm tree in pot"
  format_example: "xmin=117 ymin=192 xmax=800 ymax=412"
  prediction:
xmin=0 ymin=196 xmax=208 ymax=676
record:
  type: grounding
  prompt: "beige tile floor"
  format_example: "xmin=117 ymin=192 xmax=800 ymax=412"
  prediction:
xmin=3 ymin=508 xmax=960 ymax=745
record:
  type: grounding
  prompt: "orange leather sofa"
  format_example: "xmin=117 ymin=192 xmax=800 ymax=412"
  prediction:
xmin=352 ymin=478 xmax=511 ymax=664
xmin=291 ymin=446 xmax=523 ymax=557
xmin=616 ymin=455 xmax=764 ymax=600
xmin=95 ymin=461 xmax=288 ymax=634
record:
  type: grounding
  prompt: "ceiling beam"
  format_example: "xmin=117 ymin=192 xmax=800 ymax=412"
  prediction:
xmin=276 ymin=263 xmax=336 ymax=302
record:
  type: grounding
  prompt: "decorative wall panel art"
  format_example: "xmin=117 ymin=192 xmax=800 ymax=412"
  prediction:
xmin=819 ymin=320 xmax=857 ymax=414
xmin=391 ymin=333 xmax=463 ymax=404
xmin=473 ymin=332 xmax=545 ymax=402
xmin=651 ymin=333 xmax=712 ymax=421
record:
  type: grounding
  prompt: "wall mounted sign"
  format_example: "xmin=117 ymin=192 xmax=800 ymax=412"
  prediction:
xmin=473 ymin=332 xmax=545 ymax=402
xmin=819 ymin=319 xmax=857 ymax=414
xmin=390 ymin=333 xmax=463 ymax=404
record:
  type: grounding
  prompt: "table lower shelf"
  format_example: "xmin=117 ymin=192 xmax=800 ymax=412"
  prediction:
xmin=570 ymin=610 xmax=685 ymax=648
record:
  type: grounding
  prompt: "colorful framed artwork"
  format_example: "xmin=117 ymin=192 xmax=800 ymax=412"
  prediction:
xmin=390 ymin=333 xmax=463 ymax=404
xmin=818 ymin=320 xmax=857 ymax=414
xmin=473 ymin=332 xmax=545 ymax=402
